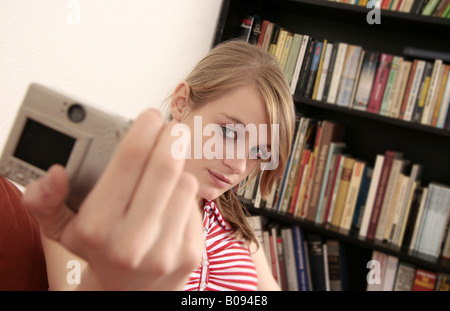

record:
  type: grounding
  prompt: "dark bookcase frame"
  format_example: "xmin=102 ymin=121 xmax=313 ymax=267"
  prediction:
xmin=213 ymin=0 xmax=450 ymax=289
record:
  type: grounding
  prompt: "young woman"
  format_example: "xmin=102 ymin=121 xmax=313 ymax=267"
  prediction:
xmin=23 ymin=40 xmax=296 ymax=290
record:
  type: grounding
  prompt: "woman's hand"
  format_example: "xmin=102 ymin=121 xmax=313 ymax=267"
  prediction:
xmin=24 ymin=109 xmax=203 ymax=290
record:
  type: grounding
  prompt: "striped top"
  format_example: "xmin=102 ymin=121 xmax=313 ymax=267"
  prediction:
xmin=183 ymin=200 xmax=258 ymax=291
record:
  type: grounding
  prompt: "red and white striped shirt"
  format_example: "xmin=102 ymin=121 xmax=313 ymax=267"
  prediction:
xmin=183 ymin=200 xmax=258 ymax=291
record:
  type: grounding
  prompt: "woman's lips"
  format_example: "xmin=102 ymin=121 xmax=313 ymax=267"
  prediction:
xmin=208 ymin=169 xmax=231 ymax=187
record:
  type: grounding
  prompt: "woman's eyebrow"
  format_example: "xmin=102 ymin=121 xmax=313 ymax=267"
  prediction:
xmin=220 ymin=113 xmax=247 ymax=126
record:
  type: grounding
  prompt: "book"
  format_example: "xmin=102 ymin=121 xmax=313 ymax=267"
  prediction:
xmin=279 ymin=32 xmax=294 ymax=70
xmin=281 ymin=227 xmax=299 ymax=291
xmin=238 ymin=15 xmax=254 ymax=42
xmin=421 ymin=59 xmax=444 ymax=125
xmin=431 ymin=64 xmax=450 ymax=126
xmin=284 ymin=33 xmax=304 ymax=86
xmin=374 ymin=157 xmax=410 ymax=241
xmin=414 ymin=182 xmax=450 ymax=257
xmin=312 ymin=39 xmax=329 ymax=100
xmin=353 ymin=51 xmax=380 ymax=111
xmin=436 ymin=72 xmax=450 ymax=128
xmin=367 ymin=53 xmax=393 ymax=114
xmin=295 ymin=38 xmax=317 ymax=96
xmin=436 ymin=273 xmax=450 ymax=291
xmin=400 ymin=186 xmax=425 ymax=249
xmin=315 ymin=142 xmax=347 ymax=224
xmin=408 ymin=186 xmax=429 ymax=252
xmin=322 ymin=42 xmax=340 ymax=103
xmin=340 ymin=160 xmax=366 ymax=230
xmin=411 ymin=61 xmax=434 ymax=123
xmin=412 ymin=268 xmax=437 ymax=291
xmin=366 ymin=150 xmax=403 ymax=240
xmin=306 ymin=121 xmax=345 ymax=222
xmin=379 ymin=56 xmax=402 ymax=116
xmin=330 ymin=156 xmax=356 ymax=228
xmin=390 ymin=163 xmax=423 ymax=246
xmin=382 ymin=255 xmax=399 ymax=291
xmin=359 ymin=154 xmax=385 ymax=238
xmin=314 ymin=42 xmax=334 ymax=101
xmin=325 ymin=153 xmax=346 ymax=224
xmin=402 ymin=60 xmax=426 ymax=121
xmin=325 ymin=239 xmax=349 ymax=291
xmin=393 ymin=261 xmax=417 ymax=291
xmin=304 ymin=41 xmax=324 ymax=98
xmin=327 ymin=42 xmax=349 ymax=104
xmin=306 ymin=233 xmax=327 ymax=291
xmin=388 ymin=60 xmax=412 ymax=118
xmin=292 ymin=226 xmax=310 ymax=291
xmin=351 ymin=165 xmax=373 ymax=232
xmin=290 ymin=35 xmax=311 ymax=94
xmin=336 ymin=45 xmax=364 ymax=107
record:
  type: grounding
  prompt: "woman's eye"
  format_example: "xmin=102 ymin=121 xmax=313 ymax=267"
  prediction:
xmin=222 ymin=126 xmax=237 ymax=140
xmin=250 ymin=146 xmax=269 ymax=160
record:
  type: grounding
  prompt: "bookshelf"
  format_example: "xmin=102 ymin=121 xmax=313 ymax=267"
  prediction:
xmin=214 ymin=0 xmax=450 ymax=290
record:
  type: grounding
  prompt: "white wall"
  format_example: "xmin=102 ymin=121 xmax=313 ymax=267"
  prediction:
xmin=0 ymin=0 xmax=223 ymax=151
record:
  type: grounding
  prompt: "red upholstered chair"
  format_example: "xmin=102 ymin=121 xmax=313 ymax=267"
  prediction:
xmin=0 ymin=177 xmax=48 ymax=290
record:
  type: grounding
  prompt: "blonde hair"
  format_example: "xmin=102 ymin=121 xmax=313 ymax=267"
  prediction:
xmin=164 ymin=40 xmax=296 ymax=245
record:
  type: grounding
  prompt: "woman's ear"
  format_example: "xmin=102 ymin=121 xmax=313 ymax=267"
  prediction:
xmin=170 ymin=82 xmax=191 ymax=122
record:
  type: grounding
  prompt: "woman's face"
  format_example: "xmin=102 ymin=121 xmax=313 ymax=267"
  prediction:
xmin=171 ymin=84 xmax=271 ymax=201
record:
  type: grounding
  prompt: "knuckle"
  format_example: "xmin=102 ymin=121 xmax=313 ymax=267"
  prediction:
xmin=73 ymin=219 xmax=107 ymax=248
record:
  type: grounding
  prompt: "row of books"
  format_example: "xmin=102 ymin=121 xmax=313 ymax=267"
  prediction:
xmin=248 ymin=216 xmax=450 ymax=290
xmin=248 ymin=217 xmax=349 ymax=291
xmin=367 ymin=250 xmax=450 ymax=290
xmin=328 ymin=0 xmax=450 ymax=17
xmin=240 ymin=16 xmax=450 ymax=130
xmin=238 ymin=116 xmax=450 ymax=259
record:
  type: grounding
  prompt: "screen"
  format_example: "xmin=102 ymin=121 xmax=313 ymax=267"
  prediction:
xmin=14 ymin=118 xmax=76 ymax=171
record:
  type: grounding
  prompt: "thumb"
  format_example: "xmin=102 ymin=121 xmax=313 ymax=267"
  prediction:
xmin=23 ymin=164 xmax=74 ymax=242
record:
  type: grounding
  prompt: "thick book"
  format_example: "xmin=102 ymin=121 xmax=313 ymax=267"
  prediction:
xmin=336 ymin=45 xmax=364 ymax=107
xmin=366 ymin=150 xmax=403 ymax=240
xmin=431 ymin=64 xmax=450 ymax=126
xmin=291 ymin=226 xmax=310 ymax=291
xmin=322 ymin=42 xmax=340 ymax=103
xmin=315 ymin=142 xmax=347 ymax=224
xmin=304 ymin=41 xmax=324 ymax=98
xmin=353 ymin=51 xmax=380 ymax=111
xmin=327 ymin=42 xmax=349 ymax=104
xmin=326 ymin=239 xmax=349 ymax=291
xmin=379 ymin=56 xmax=402 ymax=116
xmin=281 ymin=227 xmax=299 ymax=291
xmin=411 ymin=61 xmax=434 ymax=123
xmin=367 ymin=53 xmax=393 ymax=114
xmin=284 ymin=33 xmax=304 ymax=86
xmin=393 ymin=261 xmax=417 ymax=291
xmin=312 ymin=39 xmax=329 ymax=100
xmin=340 ymin=160 xmax=366 ymax=230
xmin=295 ymin=38 xmax=317 ymax=96
xmin=400 ymin=186 xmax=425 ymax=249
xmin=414 ymin=183 xmax=450 ymax=257
xmin=374 ymin=157 xmax=410 ymax=241
xmin=351 ymin=165 xmax=373 ymax=232
xmin=315 ymin=42 xmax=334 ymax=102
xmin=306 ymin=121 xmax=346 ymax=223
xmin=306 ymin=233 xmax=327 ymax=291
xmin=388 ymin=60 xmax=412 ymax=118
xmin=359 ymin=154 xmax=385 ymax=238
xmin=330 ymin=156 xmax=356 ymax=228
xmin=412 ymin=268 xmax=437 ymax=291
xmin=403 ymin=60 xmax=426 ymax=121
xmin=421 ymin=59 xmax=444 ymax=125
xmin=290 ymin=35 xmax=311 ymax=94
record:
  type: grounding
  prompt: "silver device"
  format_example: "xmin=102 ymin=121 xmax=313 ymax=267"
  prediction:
xmin=0 ymin=83 xmax=132 ymax=211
